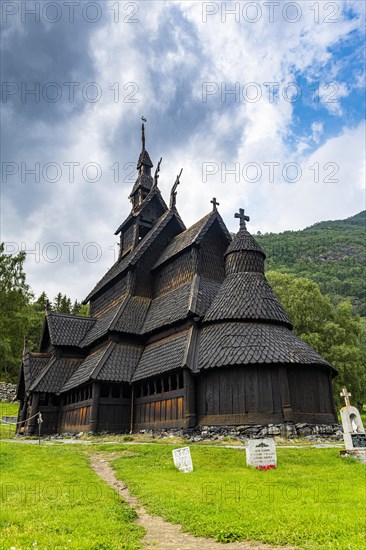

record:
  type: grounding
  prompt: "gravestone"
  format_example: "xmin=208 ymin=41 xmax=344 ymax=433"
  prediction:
xmin=339 ymin=387 xmax=366 ymax=463
xmin=246 ymin=439 xmax=277 ymax=469
xmin=340 ymin=387 xmax=366 ymax=450
xmin=172 ymin=447 xmax=193 ymax=473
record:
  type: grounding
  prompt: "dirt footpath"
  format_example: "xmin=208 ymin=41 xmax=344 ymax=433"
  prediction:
xmin=89 ymin=453 xmax=294 ymax=550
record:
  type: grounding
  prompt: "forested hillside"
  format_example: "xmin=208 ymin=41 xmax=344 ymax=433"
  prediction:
xmin=256 ymin=211 xmax=366 ymax=316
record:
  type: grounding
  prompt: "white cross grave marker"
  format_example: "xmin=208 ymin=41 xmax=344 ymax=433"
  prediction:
xmin=340 ymin=387 xmax=352 ymax=407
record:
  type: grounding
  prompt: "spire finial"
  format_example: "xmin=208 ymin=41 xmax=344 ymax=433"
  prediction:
xmin=170 ymin=168 xmax=183 ymax=209
xmin=235 ymin=208 xmax=250 ymax=229
xmin=141 ymin=116 xmax=146 ymax=150
xmin=211 ymin=197 xmax=220 ymax=211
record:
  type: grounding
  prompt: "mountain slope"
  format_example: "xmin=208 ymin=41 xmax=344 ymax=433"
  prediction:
xmin=255 ymin=211 xmax=366 ymax=315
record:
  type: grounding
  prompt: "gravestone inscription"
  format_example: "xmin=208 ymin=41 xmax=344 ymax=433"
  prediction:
xmin=246 ymin=439 xmax=277 ymax=469
xmin=172 ymin=447 xmax=193 ymax=473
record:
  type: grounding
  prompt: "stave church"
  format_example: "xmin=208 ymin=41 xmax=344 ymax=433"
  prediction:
xmin=16 ymin=123 xmax=338 ymax=435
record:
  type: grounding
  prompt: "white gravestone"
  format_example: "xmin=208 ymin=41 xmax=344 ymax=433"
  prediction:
xmin=172 ymin=447 xmax=193 ymax=473
xmin=340 ymin=387 xmax=366 ymax=451
xmin=246 ymin=439 xmax=277 ymax=469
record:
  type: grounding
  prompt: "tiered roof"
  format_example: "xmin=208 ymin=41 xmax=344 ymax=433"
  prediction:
xmin=18 ymin=127 xmax=336 ymax=405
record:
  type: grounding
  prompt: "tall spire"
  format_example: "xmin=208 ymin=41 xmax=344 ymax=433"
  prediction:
xmin=130 ymin=118 xmax=154 ymax=208
xmin=136 ymin=117 xmax=153 ymax=171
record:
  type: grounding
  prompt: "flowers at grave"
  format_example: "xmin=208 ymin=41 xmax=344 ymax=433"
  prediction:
xmin=256 ymin=464 xmax=277 ymax=471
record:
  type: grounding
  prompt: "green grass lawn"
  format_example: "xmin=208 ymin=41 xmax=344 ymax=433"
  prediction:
xmin=96 ymin=444 xmax=366 ymax=550
xmin=0 ymin=443 xmax=144 ymax=550
xmin=0 ymin=401 xmax=19 ymax=439
xmin=1 ymin=439 xmax=365 ymax=550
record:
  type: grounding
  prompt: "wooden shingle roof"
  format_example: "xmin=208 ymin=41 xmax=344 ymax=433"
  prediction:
xmin=61 ymin=346 xmax=107 ymax=392
xmin=80 ymin=301 xmax=123 ymax=348
xmin=80 ymin=294 xmax=151 ymax=347
xmin=196 ymin=323 xmax=335 ymax=372
xmin=142 ymin=282 xmax=193 ymax=334
xmin=225 ymin=227 xmax=265 ymax=257
xmin=42 ymin=313 xmax=95 ymax=349
xmin=96 ymin=342 xmax=143 ymax=383
xmin=30 ymin=357 xmax=83 ymax=394
xmin=204 ymin=272 xmax=292 ymax=328
xmin=142 ymin=274 xmax=223 ymax=335
xmin=136 ymin=149 xmax=153 ymax=170
xmin=22 ymin=352 xmax=51 ymax=393
xmin=153 ymin=210 xmax=231 ymax=270
xmin=132 ymin=329 xmax=191 ymax=381
xmin=84 ymin=208 xmax=185 ymax=303
xmin=113 ymin=295 xmax=151 ymax=334
xmin=129 ymin=173 xmax=153 ymax=197
xmin=61 ymin=342 xmax=142 ymax=391
xmin=195 ymin=277 xmax=222 ymax=315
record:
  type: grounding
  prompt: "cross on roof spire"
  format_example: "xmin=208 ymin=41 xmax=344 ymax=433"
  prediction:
xmin=340 ymin=387 xmax=352 ymax=407
xmin=211 ymin=197 xmax=220 ymax=211
xmin=235 ymin=208 xmax=250 ymax=229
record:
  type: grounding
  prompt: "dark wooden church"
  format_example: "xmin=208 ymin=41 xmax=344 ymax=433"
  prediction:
xmin=16 ymin=124 xmax=338 ymax=435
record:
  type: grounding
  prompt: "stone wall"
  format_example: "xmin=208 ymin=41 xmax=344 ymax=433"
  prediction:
xmin=0 ymin=382 xmax=17 ymax=403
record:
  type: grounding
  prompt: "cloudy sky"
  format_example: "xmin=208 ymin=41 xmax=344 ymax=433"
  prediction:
xmin=1 ymin=0 xmax=365 ymax=302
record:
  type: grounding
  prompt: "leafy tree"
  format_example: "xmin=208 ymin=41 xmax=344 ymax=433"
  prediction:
xmin=53 ymin=292 xmax=63 ymax=312
xmin=72 ymin=300 xmax=90 ymax=317
xmin=0 ymin=243 xmax=90 ymax=382
xmin=267 ymin=272 xmax=366 ymax=408
xmin=0 ymin=244 xmax=32 ymax=380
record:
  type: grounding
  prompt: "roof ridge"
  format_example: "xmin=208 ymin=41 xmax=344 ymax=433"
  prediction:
xmin=188 ymin=274 xmax=200 ymax=314
xmin=109 ymin=296 xmax=131 ymax=331
xmin=90 ymin=341 xmax=116 ymax=380
xmin=192 ymin=211 xmax=217 ymax=244
xmin=28 ymin=352 xmax=51 ymax=358
xmin=130 ymin=209 xmax=179 ymax=264
xmin=183 ymin=325 xmax=199 ymax=370
xmin=47 ymin=312 xmax=94 ymax=321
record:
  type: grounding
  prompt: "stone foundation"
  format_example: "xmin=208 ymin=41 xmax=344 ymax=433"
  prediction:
xmin=0 ymin=382 xmax=17 ymax=403
xmin=138 ymin=422 xmax=343 ymax=442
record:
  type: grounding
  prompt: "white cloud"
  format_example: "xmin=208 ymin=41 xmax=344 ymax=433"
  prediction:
xmin=2 ymin=0 xmax=365 ymax=301
xmin=311 ymin=121 xmax=324 ymax=144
